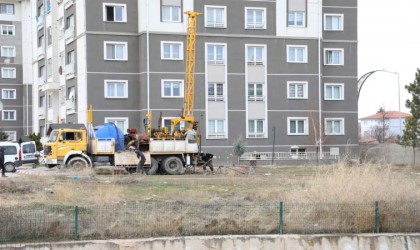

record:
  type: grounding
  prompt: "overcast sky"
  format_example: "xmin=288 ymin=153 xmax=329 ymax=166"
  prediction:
xmin=358 ymin=0 xmax=420 ymax=118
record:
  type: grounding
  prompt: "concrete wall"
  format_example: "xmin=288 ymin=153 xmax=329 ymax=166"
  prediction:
xmin=12 ymin=234 xmax=420 ymax=250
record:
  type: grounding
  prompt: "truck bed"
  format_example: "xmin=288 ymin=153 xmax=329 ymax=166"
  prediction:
xmin=114 ymin=150 xmax=151 ymax=167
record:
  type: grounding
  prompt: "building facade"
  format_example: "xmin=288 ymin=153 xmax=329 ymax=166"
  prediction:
xmin=32 ymin=0 xmax=358 ymax=163
xmin=0 ymin=0 xmax=33 ymax=141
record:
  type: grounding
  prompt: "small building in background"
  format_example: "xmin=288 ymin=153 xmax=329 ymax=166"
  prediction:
xmin=359 ymin=111 xmax=411 ymax=144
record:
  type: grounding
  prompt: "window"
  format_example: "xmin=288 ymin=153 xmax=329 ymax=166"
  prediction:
xmin=248 ymin=120 xmax=265 ymax=138
xmin=103 ymin=3 xmax=127 ymax=22
xmin=247 ymin=46 xmax=264 ymax=65
xmin=47 ymin=26 xmax=52 ymax=45
xmin=1 ymin=25 xmax=14 ymax=35
xmin=105 ymin=80 xmax=128 ymax=98
xmin=38 ymin=35 xmax=44 ymax=48
xmin=324 ymin=14 xmax=343 ymax=31
xmin=287 ymin=45 xmax=307 ymax=63
xmin=39 ymin=65 xmax=45 ymax=78
xmin=324 ymin=49 xmax=344 ymax=65
xmin=66 ymin=50 xmax=75 ymax=65
xmin=4 ymin=131 xmax=16 ymax=141
xmin=66 ymin=14 xmax=74 ymax=29
xmin=208 ymin=120 xmax=226 ymax=139
xmin=39 ymin=96 xmax=45 ymax=107
xmin=248 ymin=83 xmax=264 ymax=101
xmin=105 ymin=117 xmax=128 ymax=133
xmin=161 ymin=42 xmax=183 ymax=60
xmin=45 ymin=0 xmax=51 ymax=13
xmin=0 ymin=3 xmax=14 ymax=14
xmin=2 ymin=110 xmax=16 ymax=121
xmin=207 ymin=44 xmax=225 ymax=64
xmin=1 ymin=46 xmax=15 ymax=57
xmin=324 ymin=83 xmax=344 ymax=100
xmin=67 ymin=86 xmax=76 ymax=101
xmin=162 ymin=80 xmax=183 ymax=98
xmin=205 ymin=6 xmax=226 ymax=28
xmin=2 ymin=89 xmax=16 ymax=99
xmin=1 ymin=68 xmax=16 ymax=78
xmin=288 ymin=81 xmax=308 ymax=99
xmin=208 ymin=83 xmax=224 ymax=101
xmin=288 ymin=12 xmax=305 ymax=27
xmin=162 ymin=5 xmax=181 ymax=22
xmin=104 ymin=42 xmax=128 ymax=60
xmin=325 ymin=118 xmax=344 ymax=135
xmin=47 ymin=93 xmax=53 ymax=108
xmin=245 ymin=8 xmax=265 ymax=29
xmin=288 ymin=117 xmax=308 ymax=135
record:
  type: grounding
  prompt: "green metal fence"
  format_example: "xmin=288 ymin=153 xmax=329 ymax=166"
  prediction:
xmin=0 ymin=201 xmax=419 ymax=246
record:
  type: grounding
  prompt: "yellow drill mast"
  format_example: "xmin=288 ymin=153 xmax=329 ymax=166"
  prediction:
xmin=171 ymin=11 xmax=202 ymax=134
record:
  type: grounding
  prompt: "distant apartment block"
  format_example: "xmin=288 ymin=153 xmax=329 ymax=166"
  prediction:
xmin=31 ymin=0 xmax=358 ymax=162
xmin=0 ymin=0 xmax=33 ymax=141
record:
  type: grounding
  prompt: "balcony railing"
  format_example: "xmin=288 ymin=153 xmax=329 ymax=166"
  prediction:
xmin=37 ymin=46 xmax=45 ymax=58
xmin=64 ymin=27 xmax=74 ymax=41
xmin=65 ymin=63 xmax=75 ymax=76
xmin=36 ymin=15 xmax=44 ymax=29
xmin=66 ymin=99 xmax=75 ymax=110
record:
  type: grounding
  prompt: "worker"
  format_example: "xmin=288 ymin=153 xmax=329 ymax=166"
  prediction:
xmin=129 ymin=146 xmax=146 ymax=175
xmin=201 ymin=153 xmax=214 ymax=174
xmin=0 ymin=148 xmax=7 ymax=177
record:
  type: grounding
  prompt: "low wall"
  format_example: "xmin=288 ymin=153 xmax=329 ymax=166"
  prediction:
xmin=10 ymin=234 xmax=420 ymax=250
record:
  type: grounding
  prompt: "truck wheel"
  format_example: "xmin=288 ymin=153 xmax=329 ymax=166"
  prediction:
xmin=162 ymin=156 xmax=183 ymax=175
xmin=5 ymin=163 xmax=16 ymax=172
xmin=67 ymin=157 xmax=89 ymax=170
xmin=147 ymin=157 xmax=159 ymax=175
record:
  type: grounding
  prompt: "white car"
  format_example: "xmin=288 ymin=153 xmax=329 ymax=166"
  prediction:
xmin=0 ymin=141 xmax=38 ymax=172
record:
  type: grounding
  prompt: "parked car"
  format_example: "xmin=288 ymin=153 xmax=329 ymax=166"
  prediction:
xmin=0 ymin=141 xmax=38 ymax=172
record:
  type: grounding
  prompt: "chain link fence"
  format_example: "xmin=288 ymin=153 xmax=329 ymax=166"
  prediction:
xmin=0 ymin=201 xmax=419 ymax=248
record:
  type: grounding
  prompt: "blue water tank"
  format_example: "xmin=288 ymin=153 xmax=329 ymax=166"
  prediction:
xmin=94 ymin=122 xmax=125 ymax=152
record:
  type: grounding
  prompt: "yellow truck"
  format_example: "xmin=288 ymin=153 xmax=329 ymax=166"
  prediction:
xmin=42 ymin=124 xmax=201 ymax=175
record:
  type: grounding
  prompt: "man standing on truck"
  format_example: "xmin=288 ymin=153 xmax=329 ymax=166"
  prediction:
xmin=0 ymin=148 xmax=7 ymax=177
xmin=129 ymin=146 xmax=146 ymax=175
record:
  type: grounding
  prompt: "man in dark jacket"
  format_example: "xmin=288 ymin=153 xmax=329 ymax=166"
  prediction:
xmin=0 ymin=148 xmax=6 ymax=177
xmin=130 ymin=146 xmax=146 ymax=174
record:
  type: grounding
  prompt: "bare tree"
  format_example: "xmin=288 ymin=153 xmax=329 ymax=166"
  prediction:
xmin=369 ymin=107 xmax=395 ymax=143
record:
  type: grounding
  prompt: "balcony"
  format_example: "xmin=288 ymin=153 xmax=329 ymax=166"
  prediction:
xmin=38 ymin=108 xmax=45 ymax=118
xmin=65 ymin=63 xmax=75 ymax=79
xmin=64 ymin=27 xmax=75 ymax=43
xmin=36 ymin=15 xmax=44 ymax=30
xmin=64 ymin=0 xmax=74 ymax=9
xmin=66 ymin=99 xmax=76 ymax=111
xmin=40 ymin=82 xmax=60 ymax=92
xmin=37 ymin=46 xmax=45 ymax=59
xmin=38 ymin=76 xmax=45 ymax=85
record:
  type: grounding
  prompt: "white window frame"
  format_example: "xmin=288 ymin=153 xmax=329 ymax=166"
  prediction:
xmin=324 ymin=83 xmax=344 ymax=100
xmin=161 ymin=41 xmax=183 ymax=60
xmin=245 ymin=7 xmax=266 ymax=29
xmin=161 ymin=79 xmax=184 ymax=98
xmin=206 ymin=43 xmax=225 ymax=65
xmin=287 ymin=45 xmax=308 ymax=63
xmin=2 ymin=110 xmax=16 ymax=121
xmin=3 ymin=131 xmax=16 ymax=141
xmin=325 ymin=118 xmax=345 ymax=135
xmin=0 ymin=24 xmax=15 ymax=35
xmin=287 ymin=117 xmax=309 ymax=135
xmin=103 ymin=3 xmax=127 ymax=22
xmin=105 ymin=117 xmax=129 ymax=133
xmin=248 ymin=119 xmax=265 ymax=138
xmin=208 ymin=119 xmax=226 ymax=139
xmin=0 ymin=3 xmax=14 ymax=15
xmin=287 ymin=81 xmax=308 ymax=99
xmin=207 ymin=82 xmax=224 ymax=102
xmin=205 ymin=5 xmax=227 ymax=28
xmin=288 ymin=11 xmax=305 ymax=27
xmin=104 ymin=80 xmax=128 ymax=98
xmin=2 ymin=89 xmax=16 ymax=99
xmin=161 ymin=5 xmax=181 ymax=22
xmin=1 ymin=46 xmax=16 ymax=57
xmin=246 ymin=45 xmax=265 ymax=66
xmin=1 ymin=67 xmax=16 ymax=79
xmin=324 ymin=14 xmax=343 ymax=31
xmin=324 ymin=48 xmax=344 ymax=65
xmin=247 ymin=82 xmax=265 ymax=102
xmin=104 ymin=41 xmax=128 ymax=61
